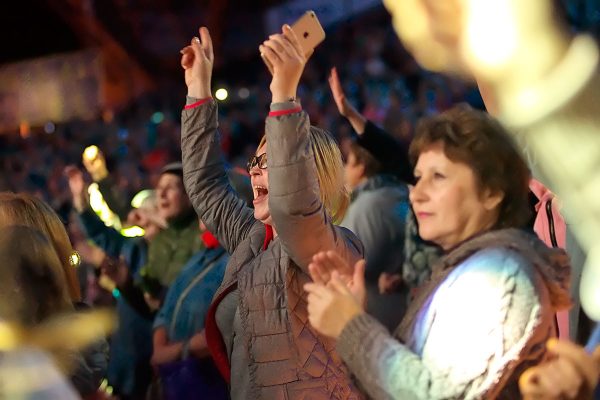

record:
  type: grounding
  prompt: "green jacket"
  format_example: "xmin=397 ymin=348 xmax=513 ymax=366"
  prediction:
xmin=140 ymin=211 xmax=203 ymax=289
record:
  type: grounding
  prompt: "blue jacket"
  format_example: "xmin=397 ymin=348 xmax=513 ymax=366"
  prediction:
xmin=153 ymin=246 xmax=228 ymax=342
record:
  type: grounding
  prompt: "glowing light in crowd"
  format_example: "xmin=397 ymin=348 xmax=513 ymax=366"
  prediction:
xmin=84 ymin=145 xmax=99 ymax=161
xmin=238 ymin=87 xmax=250 ymax=99
xmin=121 ymin=226 xmax=145 ymax=237
xmin=151 ymin=111 xmax=164 ymax=124
xmin=44 ymin=122 xmax=55 ymax=134
xmin=19 ymin=121 xmax=30 ymax=139
xmin=130 ymin=189 xmax=153 ymax=209
xmin=0 ymin=322 xmax=18 ymax=350
xmin=215 ymin=88 xmax=228 ymax=101
xmin=88 ymin=183 xmax=122 ymax=231
xmin=112 ymin=288 xmax=121 ymax=299
xmin=69 ymin=251 xmax=81 ymax=268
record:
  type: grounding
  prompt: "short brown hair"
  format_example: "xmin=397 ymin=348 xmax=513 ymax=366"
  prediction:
xmin=409 ymin=104 xmax=531 ymax=229
xmin=349 ymin=142 xmax=383 ymax=178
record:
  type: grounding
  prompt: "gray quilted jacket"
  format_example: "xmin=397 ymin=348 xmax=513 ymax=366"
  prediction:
xmin=181 ymin=98 xmax=365 ymax=399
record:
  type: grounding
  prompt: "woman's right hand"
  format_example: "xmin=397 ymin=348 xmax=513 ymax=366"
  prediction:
xmin=181 ymin=26 xmax=214 ymax=99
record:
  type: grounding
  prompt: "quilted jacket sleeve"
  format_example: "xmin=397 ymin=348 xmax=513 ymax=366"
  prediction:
xmin=181 ymin=98 xmax=257 ymax=254
xmin=336 ymin=248 xmax=550 ymax=400
xmin=265 ymin=102 xmax=363 ymax=272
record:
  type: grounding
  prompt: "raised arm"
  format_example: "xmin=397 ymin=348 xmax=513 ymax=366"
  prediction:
xmin=180 ymin=27 xmax=257 ymax=254
xmin=329 ymin=66 xmax=413 ymax=183
xmin=260 ymin=26 xmax=363 ymax=271
xmin=65 ymin=166 xmax=127 ymax=258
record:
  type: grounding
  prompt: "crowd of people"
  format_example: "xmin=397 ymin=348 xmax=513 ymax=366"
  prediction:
xmin=1 ymin=1 xmax=600 ymax=399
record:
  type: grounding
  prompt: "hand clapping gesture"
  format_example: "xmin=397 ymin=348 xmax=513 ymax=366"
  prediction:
xmin=304 ymin=251 xmax=367 ymax=339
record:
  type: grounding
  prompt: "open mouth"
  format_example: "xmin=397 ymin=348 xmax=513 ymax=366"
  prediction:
xmin=253 ymin=185 xmax=269 ymax=203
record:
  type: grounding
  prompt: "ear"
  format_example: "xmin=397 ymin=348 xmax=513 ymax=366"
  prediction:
xmin=482 ymin=188 xmax=504 ymax=211
xmin=357 ymin=163 xmax=366 ymax=179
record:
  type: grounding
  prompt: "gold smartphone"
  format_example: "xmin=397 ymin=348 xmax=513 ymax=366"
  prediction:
xmin=262 ymin=10 xmax=326 ymax=74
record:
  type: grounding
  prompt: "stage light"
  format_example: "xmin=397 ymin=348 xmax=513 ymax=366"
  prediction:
xmin=215 ymin=88 xmax=228 ymax=101
xmin=151 ymin=112 xmax=164 ymax=124
xmin=83 ymin=145 xmax=99 ymax=161
xmin=238 ymin=87 xmax=250 ymax=99
xmin=44 ymin=122 xmax=55 ymax=134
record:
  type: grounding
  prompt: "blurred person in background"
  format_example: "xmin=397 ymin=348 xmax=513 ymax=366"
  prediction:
xmin=66 ymin=165 xmax=159 ymax=399
xmin=0 ymin=224 xmax=107 ymax=399
xmin=82 ymin=146 xmax=138 ymax=222
xmin=329 ymin=66 xmax=412 ymax=331
xmin=149 ymin=222 xmax=229 ymax=400
xmin=0 ymin=192 xmax=109 ymax=397
xmin=0 ymin=192 xmax=81 ymax=302
xmin=150 ymin=169 xmax=252 ymax=400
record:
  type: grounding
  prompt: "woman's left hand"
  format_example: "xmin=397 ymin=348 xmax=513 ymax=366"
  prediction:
xmin=304 ymin=258 xmax=366 ymax=339
xmin=260 ymin=24 xmax=311 ymax=103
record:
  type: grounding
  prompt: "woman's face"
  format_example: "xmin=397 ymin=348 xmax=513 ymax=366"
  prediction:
xmin=250 ymin=144 xmax=272 ymax=225
xmin=409 ymin=142 xmax=502 ymax=250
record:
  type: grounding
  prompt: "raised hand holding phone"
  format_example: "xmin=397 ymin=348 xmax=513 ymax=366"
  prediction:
xmin=261 ymin=10 xmax=325 ymax=76
xmin=260 ymin=25 xmax=309 ymax=103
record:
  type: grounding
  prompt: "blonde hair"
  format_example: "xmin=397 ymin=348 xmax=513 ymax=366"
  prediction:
xmin=0 ymin=192 xmax=81 ymax=301
xmin=258 ymin=126 xmax=349 ymax=222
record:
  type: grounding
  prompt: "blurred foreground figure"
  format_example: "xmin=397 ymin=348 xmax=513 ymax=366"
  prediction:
xmin=383 ymin=0 xmax=600 ymax=322
xmin=383 ymin=1 xmax=600 ymax=397
xmin=0 ymin=348 xmax=80 ymax=400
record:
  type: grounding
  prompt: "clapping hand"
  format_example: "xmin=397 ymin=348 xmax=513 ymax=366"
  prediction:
xmin=304 ymin=251 xmax=367 ymax=338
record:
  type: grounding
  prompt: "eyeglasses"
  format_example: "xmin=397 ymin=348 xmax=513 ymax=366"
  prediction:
xmin=246 ymin=152 xmax=267 ymax=173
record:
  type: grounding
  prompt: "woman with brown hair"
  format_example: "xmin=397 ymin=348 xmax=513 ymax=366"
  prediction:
xmin=305 ymin=104 xmax=572 ymax=399
xmin=0 ymin=192 xmax=108 ymax=397
xmin=180 ymin=26 xmax=363 ymax=399
xmin=0 ymin=192 xmax=81 ymax=302
xmin=0 ymin=225 xmax=74 ymax=326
